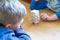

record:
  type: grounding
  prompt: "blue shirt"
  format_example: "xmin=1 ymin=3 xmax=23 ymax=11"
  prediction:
xmin=47 ymin=0 xmax=60 ymax=12
xmin=47 ymin=0 xmax=60 ymax=19
xmin=0 ymin=26 xmax=31 ymax=40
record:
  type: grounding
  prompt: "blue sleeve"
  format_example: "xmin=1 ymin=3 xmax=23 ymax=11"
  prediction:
xmin=56 ymin=11 xmax=60 ymax=19
xmin=1 ymin=27 xmax=31 ymax=40
xmin=30 ymin=0 xmax=48 ymax=10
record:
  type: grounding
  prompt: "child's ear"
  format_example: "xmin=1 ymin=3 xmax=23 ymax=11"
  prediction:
xmin=5 ymin=24 xmax=12 ymax=28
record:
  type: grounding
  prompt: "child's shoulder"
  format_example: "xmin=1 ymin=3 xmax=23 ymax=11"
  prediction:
xmin=0 ymin=26 xmax=14 ymax=35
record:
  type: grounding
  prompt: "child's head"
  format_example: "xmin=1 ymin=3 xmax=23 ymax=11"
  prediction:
xmin=0 ymin=0 xmax=27 ymax=29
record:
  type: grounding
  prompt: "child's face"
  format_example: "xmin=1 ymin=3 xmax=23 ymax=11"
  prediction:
xmin=6 ymin=18 xmax=24 ymax=30
xmin=12 ymin=18 xmax=24 ymax=30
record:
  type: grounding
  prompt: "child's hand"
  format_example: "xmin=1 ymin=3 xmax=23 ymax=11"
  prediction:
xmin=40 ymin=13 xmax=58 ymax=21
xmin=40 ymin=13 xmax=49 ymax=21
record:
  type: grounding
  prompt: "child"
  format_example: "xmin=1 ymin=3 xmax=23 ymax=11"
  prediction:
xmin=30 ymin=0 xmax=60 ymax=21
xmin=0 ymin=0 xmax=31 ymax=40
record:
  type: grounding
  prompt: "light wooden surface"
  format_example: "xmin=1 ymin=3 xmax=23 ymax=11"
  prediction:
xmin=20 ymin=1 xmax=60 ymax=40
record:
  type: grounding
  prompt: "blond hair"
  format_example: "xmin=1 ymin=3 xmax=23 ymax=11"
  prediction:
xmin=0 ymin=0 xmax=27 ymax=24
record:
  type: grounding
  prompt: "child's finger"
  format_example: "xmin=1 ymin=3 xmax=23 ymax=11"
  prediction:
xmin=41 ymin=15 xmax=46 ymax=20
xmin=40 ymin=13 xmax=45 ymax=18
xmin=41 ymin=15 xmax=48 ymax=20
